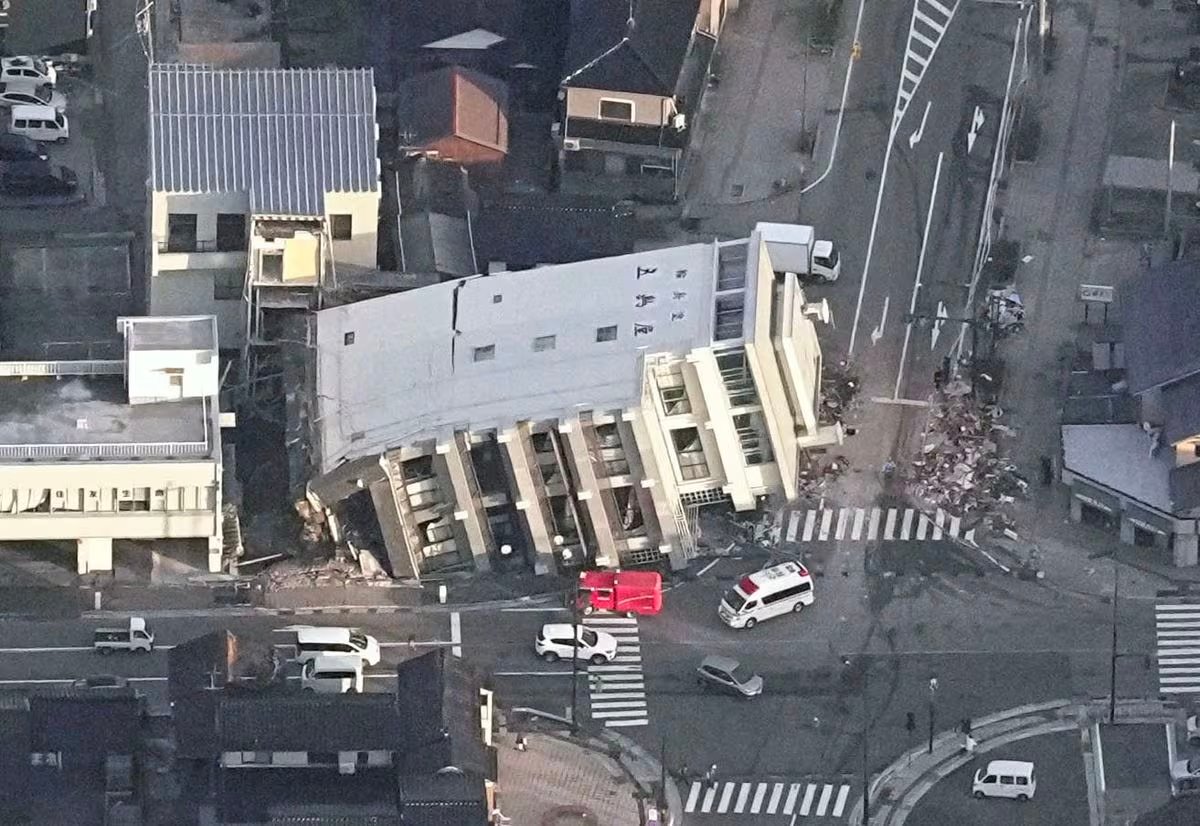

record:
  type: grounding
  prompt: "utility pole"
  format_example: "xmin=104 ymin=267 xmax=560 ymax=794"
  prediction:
xmin=844 ymin=656 xmax=872 ymax=825
xmin=1109 ymin=565 xmax=1119 ymax=723
xmin=570 ymin=576 xmax=581 ymax=732
xmin=928 ymin=677 xmax=939 ymax=754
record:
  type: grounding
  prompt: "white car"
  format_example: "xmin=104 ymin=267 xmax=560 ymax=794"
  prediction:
xmin=1 ymin=56 xmax=57 ymax=88
xmin=0 ymin=83 xmax=65 ymax=113
xmin=1172 ymin=756 xmax=1200 ymax=782
xmin=535 ymin=623 xmax=618 ymax=665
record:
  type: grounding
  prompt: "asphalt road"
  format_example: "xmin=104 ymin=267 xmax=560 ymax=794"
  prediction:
xmin=905 ymin=730 xmax=1091 ymax=826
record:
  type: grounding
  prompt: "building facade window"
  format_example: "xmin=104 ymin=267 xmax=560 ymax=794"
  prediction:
xmin=533 ymin=335 xmax=557 ymax=352
xmin=330 ymin=214 xmax=353 ymax=240
xmin=671 ymin=428 xmax=710 ymax=481
xmin=473 ymin=345 xmax=495 ymax=362
xmin=598 ymin=98 xmax=634 ymax=122
xmin=655 ymin=367 xmax=691 ymax=415
xmin=166 ymin=213 xmax=197 ymax=252
xmin=215 ymin=213 xmax=247 ymax=251
xmin=596 ymin=325 xmax=618 ymax=342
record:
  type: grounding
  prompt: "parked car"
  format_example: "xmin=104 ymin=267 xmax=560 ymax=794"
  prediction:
xmin=0 ymin=82 xmax=65 ymax=113
xmin=696 ymin=655 xmax=763 ymax=698
xmin=72 ymin=674 xmax=129 ymax=690
xmin=0 ymin=161 xmax=78 ymax=196
xmin=0 ymin=133 xmax=47 ymax=163
xmin=301 ymin=654 xmax=364 ymax=694
xmin=1173 ymin=756 xmax=1200 ymax=783
xmin=534 ymin=623 xmax=617 ymax=665
xmin=972 ymin=760 xmax=1036 ymax=800
xmin=0 ymin=56 xmax=57 ymax=88
xmin=1188 ymin=714 xmax=1200 ymax=747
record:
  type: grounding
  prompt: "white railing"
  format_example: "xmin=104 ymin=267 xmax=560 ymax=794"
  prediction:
xmin=0 ymin=440 xmax=211 ymax=460
xmin=0 ymin=360 xmax=124 ymax=377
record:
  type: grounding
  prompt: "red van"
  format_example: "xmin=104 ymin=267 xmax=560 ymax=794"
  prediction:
xmin=576 ymin=570 xmax=663 ymax=617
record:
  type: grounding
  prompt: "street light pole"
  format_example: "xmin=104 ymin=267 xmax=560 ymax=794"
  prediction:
xmin=862 ymin=663 xmax=870 ymax=826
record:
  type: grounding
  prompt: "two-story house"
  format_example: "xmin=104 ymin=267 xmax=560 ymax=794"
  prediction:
xmin=556 ymin=0 xmax=730 ymax=201
xmin=1060 ymin=259 xmax=1200 ymax=567
xmin=147 ymin=63 xmax=382 ymax=351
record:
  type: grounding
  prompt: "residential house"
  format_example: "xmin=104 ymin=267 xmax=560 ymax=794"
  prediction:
xmin=396 ymin=66 xmax=510 ymax=172
xmin=475 ymin=193 xmax=635 ymax=272
xmin=557 ymin=0 xmax=729 ymax=200
xmin=169 ymin=635 xmax=496 ymax=825
xmin=148 ymin=63 xmax=381 ymax=351
xmin=153 ymin=0 xmax=282 ymax=67
xmin=307 ymin=223 xmax=842 ymax=580
xmin=0 ymin=686 xmax=146 ymax=824
xmin=0 ymin=316 xmax=227 ymax=575
xmin=1060 ymin=259 xmax=1200 ymax=566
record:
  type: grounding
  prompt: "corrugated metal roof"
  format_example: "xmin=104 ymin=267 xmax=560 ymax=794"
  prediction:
xmin=149 ymin=64 xmax=380 ymax=216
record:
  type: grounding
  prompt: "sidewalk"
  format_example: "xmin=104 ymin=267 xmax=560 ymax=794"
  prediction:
xmin=848 ymin=697 xmax=1179 ymax=826
xmin=503 ymin=708 xmax=682 ymax=826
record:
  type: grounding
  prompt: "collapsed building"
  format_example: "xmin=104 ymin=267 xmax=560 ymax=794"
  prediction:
xmin=301 ymin=226 xmax=845 ymax=580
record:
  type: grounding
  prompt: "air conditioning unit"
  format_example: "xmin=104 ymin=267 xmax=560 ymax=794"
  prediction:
xmin=562 ymin=138 xmax=581 ymax=151
xmin=672 ymin=112 xmax=687 ymax=130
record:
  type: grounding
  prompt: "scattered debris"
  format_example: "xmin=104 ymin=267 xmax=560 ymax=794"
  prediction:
xmin=796 ymin=454 xmax=851 ymax=499
xmin=905 ymin=395 xmax=1026 ymax=515
xmin=820 ymin=360 xmax=860 ymax=423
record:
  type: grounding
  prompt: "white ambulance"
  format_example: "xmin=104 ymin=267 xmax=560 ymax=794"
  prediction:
xmin=718 ymin=561 xmax=814 ymax=629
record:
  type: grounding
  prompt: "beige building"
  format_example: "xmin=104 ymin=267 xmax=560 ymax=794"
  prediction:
xmin=147 ymin=63 xmax=381 ymax=350
xmin=308 ymin=224 xmax=841 ymax=580
xmin=0 ymin=316 xmax=226 ymax=575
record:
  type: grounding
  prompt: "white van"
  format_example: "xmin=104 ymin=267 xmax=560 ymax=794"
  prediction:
xmin=301 ymin=654 xmax=364 ymax=694
xmin=972 ymin=760 xmax=1036 ymax=800
xmin=718 ymin=561 xmax=814 ymax=629
xmin=9 ymin=104 xmax=68 ymax=143
xmin=294 ymin=627 xmax=381 ymax=666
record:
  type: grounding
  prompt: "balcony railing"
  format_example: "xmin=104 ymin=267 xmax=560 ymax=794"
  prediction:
xmin=0 ymin=440 xmax=212 ymax=461
xmin=0 ymin=360 xmax=123 ymax=377
xmin=157 ymin=238 xmax=242 ymax=254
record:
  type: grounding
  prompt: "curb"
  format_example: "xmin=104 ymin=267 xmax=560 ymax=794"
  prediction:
xmin=848 ymin=698 xmax=1176 ymax=826
xmin=511 ymin=707 xmax=681 ymax=826
xmin=81 ymin=592 xmax=565 ymax=620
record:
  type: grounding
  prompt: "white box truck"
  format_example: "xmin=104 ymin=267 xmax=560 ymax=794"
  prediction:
xmin=756 ymin=222 xmax=841 ymax=283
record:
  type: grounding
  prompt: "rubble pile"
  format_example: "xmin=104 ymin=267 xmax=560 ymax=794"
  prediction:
xmin=906 ymin=396 xmax=1027 ymax=515
xmin=820 ymin=360 xmax=860 ymax=423
xmin=264 ymin=550 xmax=391 ymax=590
xmin=796 ymin=454 xmax=850 ymax=499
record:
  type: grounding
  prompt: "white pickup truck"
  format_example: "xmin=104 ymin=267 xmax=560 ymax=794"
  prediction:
xmin=93 ymin=617 xmax=154 ymax=655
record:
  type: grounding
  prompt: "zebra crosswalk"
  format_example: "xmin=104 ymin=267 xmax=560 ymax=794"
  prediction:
xmin=1155 ymin=603 xmax=1200 ymax=696
xmin=684 ymin=779 xmax=852 ymax=819
xmin=784 ymin=506 xmax=976 ymax=544
xmin=584 ymin=616 xmax=648 ymax=728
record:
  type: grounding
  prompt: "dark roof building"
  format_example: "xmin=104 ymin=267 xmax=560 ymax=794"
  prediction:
xmin=561 ymin=0 xmax=702 ymax=95
xmin=1123 ymin=258 xmax=1200 ymax=394
xmin=475 ymin=194 xmax=635 ymax=271
xmin=391 ymin=156 xmax=479 ymax=279
xmin=397 ymin=66 xmax=510 ymax=169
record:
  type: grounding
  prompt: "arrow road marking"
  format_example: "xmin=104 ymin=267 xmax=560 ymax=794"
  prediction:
xmin=909 ymin=101 xmax=931 ymax=149
xmin=967 ymin=105 xmax=985 ymax=154
xmin=871 ymin=296 xmax=890 ymax=346
xmin=931 ymin=300 xmax=948 ymax=350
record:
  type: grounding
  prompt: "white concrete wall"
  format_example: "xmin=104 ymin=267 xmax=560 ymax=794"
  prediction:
xmin=325 ymin=190 xmax=380 ymax=269
xmin=127 ymin=348 xmax=219 ymax=403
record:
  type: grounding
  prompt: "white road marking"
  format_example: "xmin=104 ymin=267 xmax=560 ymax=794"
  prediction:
xmin=832 ymin=784 xmax=850 ymax=816
xmin=783 ymin=783 xmax=801 ymax=815
xmin=450 ymin=611 xmax=462 ymax=658
xmin=815 ymin=783 xmax=834 ymax=816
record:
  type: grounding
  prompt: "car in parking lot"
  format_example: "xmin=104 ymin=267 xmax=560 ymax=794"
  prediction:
xmin=534 ymin=623 xmax=618 ymax=664
xmin=0 ymin=82 xmax=66 ymax=113
xmin=696 ymin=655 xmax=763 ymax=697
xmin=1 ymin=56 xmax=57 ymax=88
xmin=0 ymin=133 xmax=46 ymax=163
xmin=0 ymin=161 xmax=78 ymax=196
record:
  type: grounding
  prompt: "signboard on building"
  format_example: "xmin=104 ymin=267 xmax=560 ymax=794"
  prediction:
xmin=1078 ymin=284 xmax=1115 ymax=304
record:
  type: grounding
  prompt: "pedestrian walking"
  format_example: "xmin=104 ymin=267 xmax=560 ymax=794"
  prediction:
xmin=704 ymin=763 xmax=718 ymax=790
xmin=1141 ymin=242 xmax=1153 ymax=269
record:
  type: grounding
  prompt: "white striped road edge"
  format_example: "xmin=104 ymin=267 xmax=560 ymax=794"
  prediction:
xmin=685 ymin=780 xmax=851 ymax=817
xmin=585 ymin=616 xmax=648 ymax=728
xmin=784 ymin=506 xmax=975 ymax=544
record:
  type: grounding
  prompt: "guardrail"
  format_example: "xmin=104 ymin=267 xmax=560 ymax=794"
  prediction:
xmin=0 ymin=360 xmax=124 ymax=377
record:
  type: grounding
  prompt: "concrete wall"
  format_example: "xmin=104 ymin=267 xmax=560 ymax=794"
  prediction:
xmin=324 ymin=191 xmax=380 ymax=269
xmin=148 ymin=270 xmax=244 ymax=350
xmin=565 ymin=88 xmax=675 ymax=127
